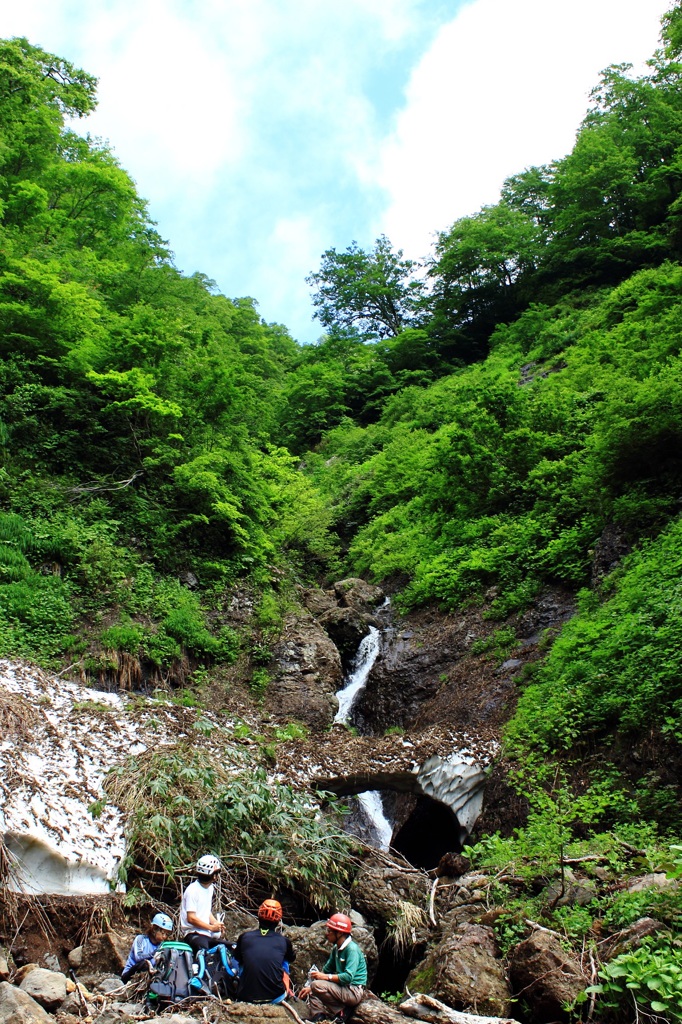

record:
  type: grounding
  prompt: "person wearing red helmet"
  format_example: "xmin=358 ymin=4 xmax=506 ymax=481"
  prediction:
xmin=299 ymin=913 xmax=367 ymax=1021
xmin=234 ymin=899 xmax=296 ymax=1004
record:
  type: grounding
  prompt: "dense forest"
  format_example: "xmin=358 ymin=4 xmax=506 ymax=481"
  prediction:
xmin=2 ymin=5 xmax=682 ymax=1019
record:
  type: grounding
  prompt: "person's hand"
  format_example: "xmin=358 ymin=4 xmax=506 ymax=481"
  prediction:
xmin=309 ymin=970 xmax=324 ymax=981
xmin=299 ymin=985 xmax=310 ymax=999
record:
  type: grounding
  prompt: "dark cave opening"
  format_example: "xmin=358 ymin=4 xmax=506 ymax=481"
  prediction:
xmin=390 ymin=794 xmax=466 ymax=871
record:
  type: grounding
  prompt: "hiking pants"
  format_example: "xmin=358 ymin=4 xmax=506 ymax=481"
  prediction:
xmin=307 ymin=980 xmax=364 ymax=1016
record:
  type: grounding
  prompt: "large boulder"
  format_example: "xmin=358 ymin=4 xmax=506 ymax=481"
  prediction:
xmin=407 ymin=923 xmax=511 ymax=1018
xmin=266 ymin=612 xmax=343 ymax=730
xmin=351 ymin=858 xmax=430 ymax=930
xmin=0 ymin=981 xmax=52 ymax=1024
xmin=509 ymin=929 xmax=586 ymax=1022
xmin=79 ymin=929 xmax=133 ymax=976
xmin=333 ymin=579 xmax=384 ymax=613
xmin=284 ymin=920 xmax=378 ymax=990
xmin=18 ymin=969 xmax=67 ymax=1011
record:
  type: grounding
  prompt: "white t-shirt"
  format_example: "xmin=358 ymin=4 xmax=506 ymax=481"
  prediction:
xmin=180 ymin=879 xmax=216 ymax=937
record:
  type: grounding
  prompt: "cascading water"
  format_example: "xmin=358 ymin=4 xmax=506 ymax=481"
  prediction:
xmin=334 ymin=626 xmax=381 ymax=723
xmin=334 ymin=609 xmax=394 ymax=849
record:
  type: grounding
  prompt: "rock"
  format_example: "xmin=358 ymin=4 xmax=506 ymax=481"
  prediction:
xmin=266 ymin=612 xmax=343 ymax=730
xmin=59 ymin=988 xmax=93 ymax=1015
xmin=301 ymin=586 xmax=337 ymax=618
xmin=19 ymin=968 xmax=67 ymax=1011
xmin=284 ymin=920 xmax=378 ymax=989
xmin=41 ymin=955 xmax=60 ymax=975
xmin=542 ymin=879 xmax=596 ymax=907
xmin=79 ymin=929 xmax=135 ymax=976
xmin=408 ymin=924 xmax=511 ymax=1018
xmin=509 ymin=929 xmax=586 ymax=1022
xmin=333 ymin=578 xmax=384 ymax=612
xmin=319 ymin=606 xmax=371 ymax=665
xmin=95 ymin=976 xmax=126 ymax=995
xmin=0 ymin=981 xmax=53 ymax=1024
xmin=11 ymin=969 xmax=36 ymax=987
xmin=0 ymin=962 xmax=8 ymax=983
xmin=351 ymin=857 xmax=430 ymax=929
xmin=600 ymin=917 xmax=664 ymax=960
xmin=67 ymin=947 xmax=83 ymax=969
xmin=628 ymin=872 xmax=676 ymax=892
xmin=92 ymin=1001 xmax=145 ymax=1024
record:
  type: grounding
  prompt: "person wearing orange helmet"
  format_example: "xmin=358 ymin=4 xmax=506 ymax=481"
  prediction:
xmin=234 ymin=899 xmax=296 ymax=1004
xmin=299 ymin=912 xmax=367 ymax=1021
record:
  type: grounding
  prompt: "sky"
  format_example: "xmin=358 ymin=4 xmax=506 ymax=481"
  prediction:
xmin=0 ymin=0 xmax=673 ymax=342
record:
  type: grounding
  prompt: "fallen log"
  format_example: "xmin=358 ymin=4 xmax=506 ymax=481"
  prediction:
xmin=399 ymin=992 xmax=522 ymax=1024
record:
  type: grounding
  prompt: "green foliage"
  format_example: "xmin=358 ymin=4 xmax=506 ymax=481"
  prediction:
xmin=273 ymin=722 xmax=309 ymax=742
xmin=107 ymin=743 xmax=357 ymax=907
xmin=506 ymin=518 xmax=682 ymax=754
xmin=588 ymin=941 xmax=682 ymax=1023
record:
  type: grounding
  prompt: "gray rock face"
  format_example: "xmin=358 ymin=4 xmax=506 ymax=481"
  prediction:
xmin=18 ymin=969 xmax=67 ymax=1011
xmin=267 ymin=611 xmax=343 ymax=730
xmin=284 ymin=920 xmax=378 ymax=989
xmin=319 ymin=606 xmax=371 ymax=667
xmin=509 ymin=929 xmax=586 ymax=1022
xmin=408 ymin=924 xmax=511 ymax=1018
xmin=0 ymin=982 xmax=52 ymax=1024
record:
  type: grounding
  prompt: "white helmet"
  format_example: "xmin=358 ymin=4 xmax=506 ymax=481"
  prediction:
xmin=196 ymin=854 xmax=221 ymax=877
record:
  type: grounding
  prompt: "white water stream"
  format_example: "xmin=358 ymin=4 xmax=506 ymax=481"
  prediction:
xmin=334 ymin=625 xmax=381 ymax=723
xmin=334 ymin=618 xmax=394 ymax=850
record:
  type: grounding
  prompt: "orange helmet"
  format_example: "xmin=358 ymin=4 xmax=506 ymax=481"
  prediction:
xmin=327 ymin=913 xmax=352 ymax=934
xmin=258 ymin=899 xmax=283 ymax=923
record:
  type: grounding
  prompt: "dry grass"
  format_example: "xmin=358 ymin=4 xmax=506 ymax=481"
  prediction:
xmin=385 ymin=899 xmax=427 ymax=955
xmin=0 ymin=687 xmax=37 ymax=742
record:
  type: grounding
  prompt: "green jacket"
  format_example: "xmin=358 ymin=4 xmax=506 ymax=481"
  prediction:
xmin=323 ymin=938 xmax=367 ymax=987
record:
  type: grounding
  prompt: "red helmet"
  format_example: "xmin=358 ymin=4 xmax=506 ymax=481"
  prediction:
xmin=327 ymin=913 xmax=352 ymax=934
xmin=258 ymin=899 xmax=283 ymax=923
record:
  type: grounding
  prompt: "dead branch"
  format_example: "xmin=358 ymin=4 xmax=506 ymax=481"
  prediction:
xmin=400 ymin=992 xmax=522 ymax=1024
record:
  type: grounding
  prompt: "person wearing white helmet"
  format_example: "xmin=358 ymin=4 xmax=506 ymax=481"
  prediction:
xmin=180 ymin=855 xmax=226 ymax=952
xmin=121 ymin=912 xmax=173 ymax=983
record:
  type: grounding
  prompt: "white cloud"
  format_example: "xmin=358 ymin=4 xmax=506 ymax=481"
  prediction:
xmin=378 ymin=0 xmax=672 ymax=258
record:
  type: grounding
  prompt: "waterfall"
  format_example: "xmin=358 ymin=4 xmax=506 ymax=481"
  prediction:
xmin=358 ymin=791 xmax=393 ymax=850
xmin=335 ymin=614 xmax=394 ymax=850
xmin=334 ymin=625 xmax=381 ymax=723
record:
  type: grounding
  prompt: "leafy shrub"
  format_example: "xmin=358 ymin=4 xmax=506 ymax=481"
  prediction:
xmin=589 ymin=940 xmax=682 ymax=1023
xmin=106 ymin=742 xmax=357 ymax=907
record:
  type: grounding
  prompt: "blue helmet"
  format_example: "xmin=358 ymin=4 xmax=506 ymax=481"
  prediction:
xmin=152 ymin=912 xmax=173 ymax=932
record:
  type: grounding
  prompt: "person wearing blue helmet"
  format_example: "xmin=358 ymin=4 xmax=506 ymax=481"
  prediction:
xmin=121 ymin=912 xmax=173 ymax=983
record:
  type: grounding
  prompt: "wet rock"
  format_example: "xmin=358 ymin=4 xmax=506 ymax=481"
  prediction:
xmin=19 ymin=968 xmax=67 ymax=1011
xmin=351 ymin=857 xmax=430 ymax=929
xmin=0 ymin=981 xmax=52 ymax=1024
xmin=591 ymin=522 xmax=631 ymax=585
xmin=600 ymin=917 xmax=664 ymax=960
xmin=333 ymin=579 xmax=384 ymax=612
xmin=319 ymin=606 xmax=371 ymax=666
xmin=266 ymin=612 xmax=343 ymax=730
xmin=285 ymin=920 xmax=378 ymax=989
xmin=408 ymin=923 xmax=511 ymax=1018
xmin=509 ymin=929 xmax=586 ymax=1022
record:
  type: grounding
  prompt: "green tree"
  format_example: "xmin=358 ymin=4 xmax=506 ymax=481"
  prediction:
xmin=306 ymin=234 xmax=425 ymax=339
